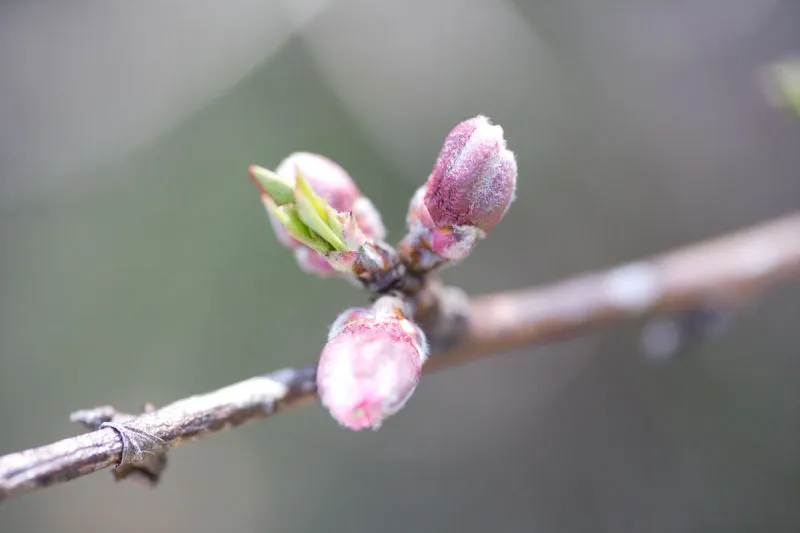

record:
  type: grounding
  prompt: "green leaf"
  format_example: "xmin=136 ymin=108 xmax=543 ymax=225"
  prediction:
xmin=295 ymin=170 xmax=331 ymax=222
xmin=325 ymin=204 xmax=344 ymax=243
xmin=250 ymin=165 xmax=295 ymax=205
xmin=295 ymin=186 xmax=347 ymax=251
xmin=263 ymin=196 xmax=332 ymax=253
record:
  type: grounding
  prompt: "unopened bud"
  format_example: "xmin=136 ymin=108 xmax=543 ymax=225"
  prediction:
xmin=294 ymin=247 xmax=339 ymax=277
xmin=317 ymin=296 xmax=428 ymax=431
xmin=424 ymin=115 xmax=517 ymax=232
xmin=249 ymin=152 xmax=387 ymax=278
xmin=400 ymin=116 xmax=517 ymax=270
xmin=276 ymin=153 xmax=360 ymax=212
xmin=275 ymin=153 xmax=386 ymax=242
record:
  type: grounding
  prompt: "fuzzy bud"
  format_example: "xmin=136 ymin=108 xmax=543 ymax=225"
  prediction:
xmin=275 ymin=153 xmax=360 ymax=213
xmin=274 ymin=153 xmax=386 ymax=242
xmin=249 ymin=152 xmax=387 ymax=279
xmin=424 ymin=115 xmax=516 ymax=232
xmin=400 ymin=116 xmax=517 ymax=270
xmin=317 ymin=296 xmax=428 ymax=431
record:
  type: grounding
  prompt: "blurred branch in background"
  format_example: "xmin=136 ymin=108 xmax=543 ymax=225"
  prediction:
xmin=1 ymin=212 xmax=799 ymax=502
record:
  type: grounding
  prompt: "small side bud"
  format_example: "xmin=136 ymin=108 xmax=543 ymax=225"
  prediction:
xmin=317 ymin=296 xmax=428 ymax=431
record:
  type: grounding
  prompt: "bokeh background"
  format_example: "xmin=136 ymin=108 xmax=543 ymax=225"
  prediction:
xmin=2 ymin=1 xmax=800 ymax=532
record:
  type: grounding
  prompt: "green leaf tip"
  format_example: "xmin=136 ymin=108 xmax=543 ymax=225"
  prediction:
xmin=262 ymin=195 xmax=333 ymax=253
xmin=249 ymin=165 xmax=295 ymax=205
xmin=294 ymin=170 xmax=347 ymax=251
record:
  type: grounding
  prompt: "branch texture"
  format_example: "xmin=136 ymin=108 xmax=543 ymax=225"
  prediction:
xmin=2 ymin=212 xmax=799 ymax=501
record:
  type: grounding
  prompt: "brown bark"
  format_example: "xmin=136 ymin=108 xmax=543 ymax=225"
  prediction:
xmin=2 ymin=212 xmax=799 ymax=501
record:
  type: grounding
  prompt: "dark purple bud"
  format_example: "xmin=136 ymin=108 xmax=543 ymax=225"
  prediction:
xmin=423 ymin=116 xmax=517 ymax=232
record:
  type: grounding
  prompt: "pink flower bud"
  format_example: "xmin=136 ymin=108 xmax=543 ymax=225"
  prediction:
xmin=317 ymin=297 xmax=428 ymax=431
xmin=427 ymin=225 xmax=482 ymax=261
xmin=251 ymin=153 xmax=388 ymax=278
xmin=399 ymin=117 xmax=517 ymax=271
xmin=351 ymin=197 xmax=386 ymax=242
xmin=275 ymin=153 xmax=360 ymax=212
xmin=294 ymin=247 xmax=338 ymax=277
xmin=275 ymin=153 xmax=386 ymax=241
xmin=423 ymin=116 xmax=517 ymax=232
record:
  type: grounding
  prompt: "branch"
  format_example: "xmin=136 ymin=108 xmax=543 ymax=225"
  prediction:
xmin=2 ymin=212 xmax=799 ymax=501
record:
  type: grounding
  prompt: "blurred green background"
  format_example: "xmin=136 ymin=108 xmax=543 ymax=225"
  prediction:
xmin=2 ymin=1 xmax=800 ymax=532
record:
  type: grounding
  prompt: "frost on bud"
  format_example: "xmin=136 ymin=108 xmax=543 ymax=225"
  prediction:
xmin=317 ymin=296 xmax=428 ymax=431
xmin=425 ymin=115 xmax=517 ymax=232
xmin=249 ymin=152 xmax=388 ymax=279
xmin=400 ymin=116 xmax=517 ymax=271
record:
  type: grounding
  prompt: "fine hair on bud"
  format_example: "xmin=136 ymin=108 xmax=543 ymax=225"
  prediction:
xmin=399 ymin=115 xmax=518 ymax=271
xmin=317 ymin=297 xmax=428 ymax=431
xmin=423 ymin=115 xmax=517 ymax=233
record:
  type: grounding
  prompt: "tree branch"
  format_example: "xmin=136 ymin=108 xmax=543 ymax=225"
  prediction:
xmin=2 ymin=212 xmax=799 ymax=501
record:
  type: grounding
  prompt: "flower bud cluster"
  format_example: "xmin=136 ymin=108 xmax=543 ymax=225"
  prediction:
xmin=247 ymin=115 xmax=516 ymax=430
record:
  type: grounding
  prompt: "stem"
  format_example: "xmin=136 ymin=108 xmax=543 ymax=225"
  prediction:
xmin=1 ymin=212 xmax=799 ymax=501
